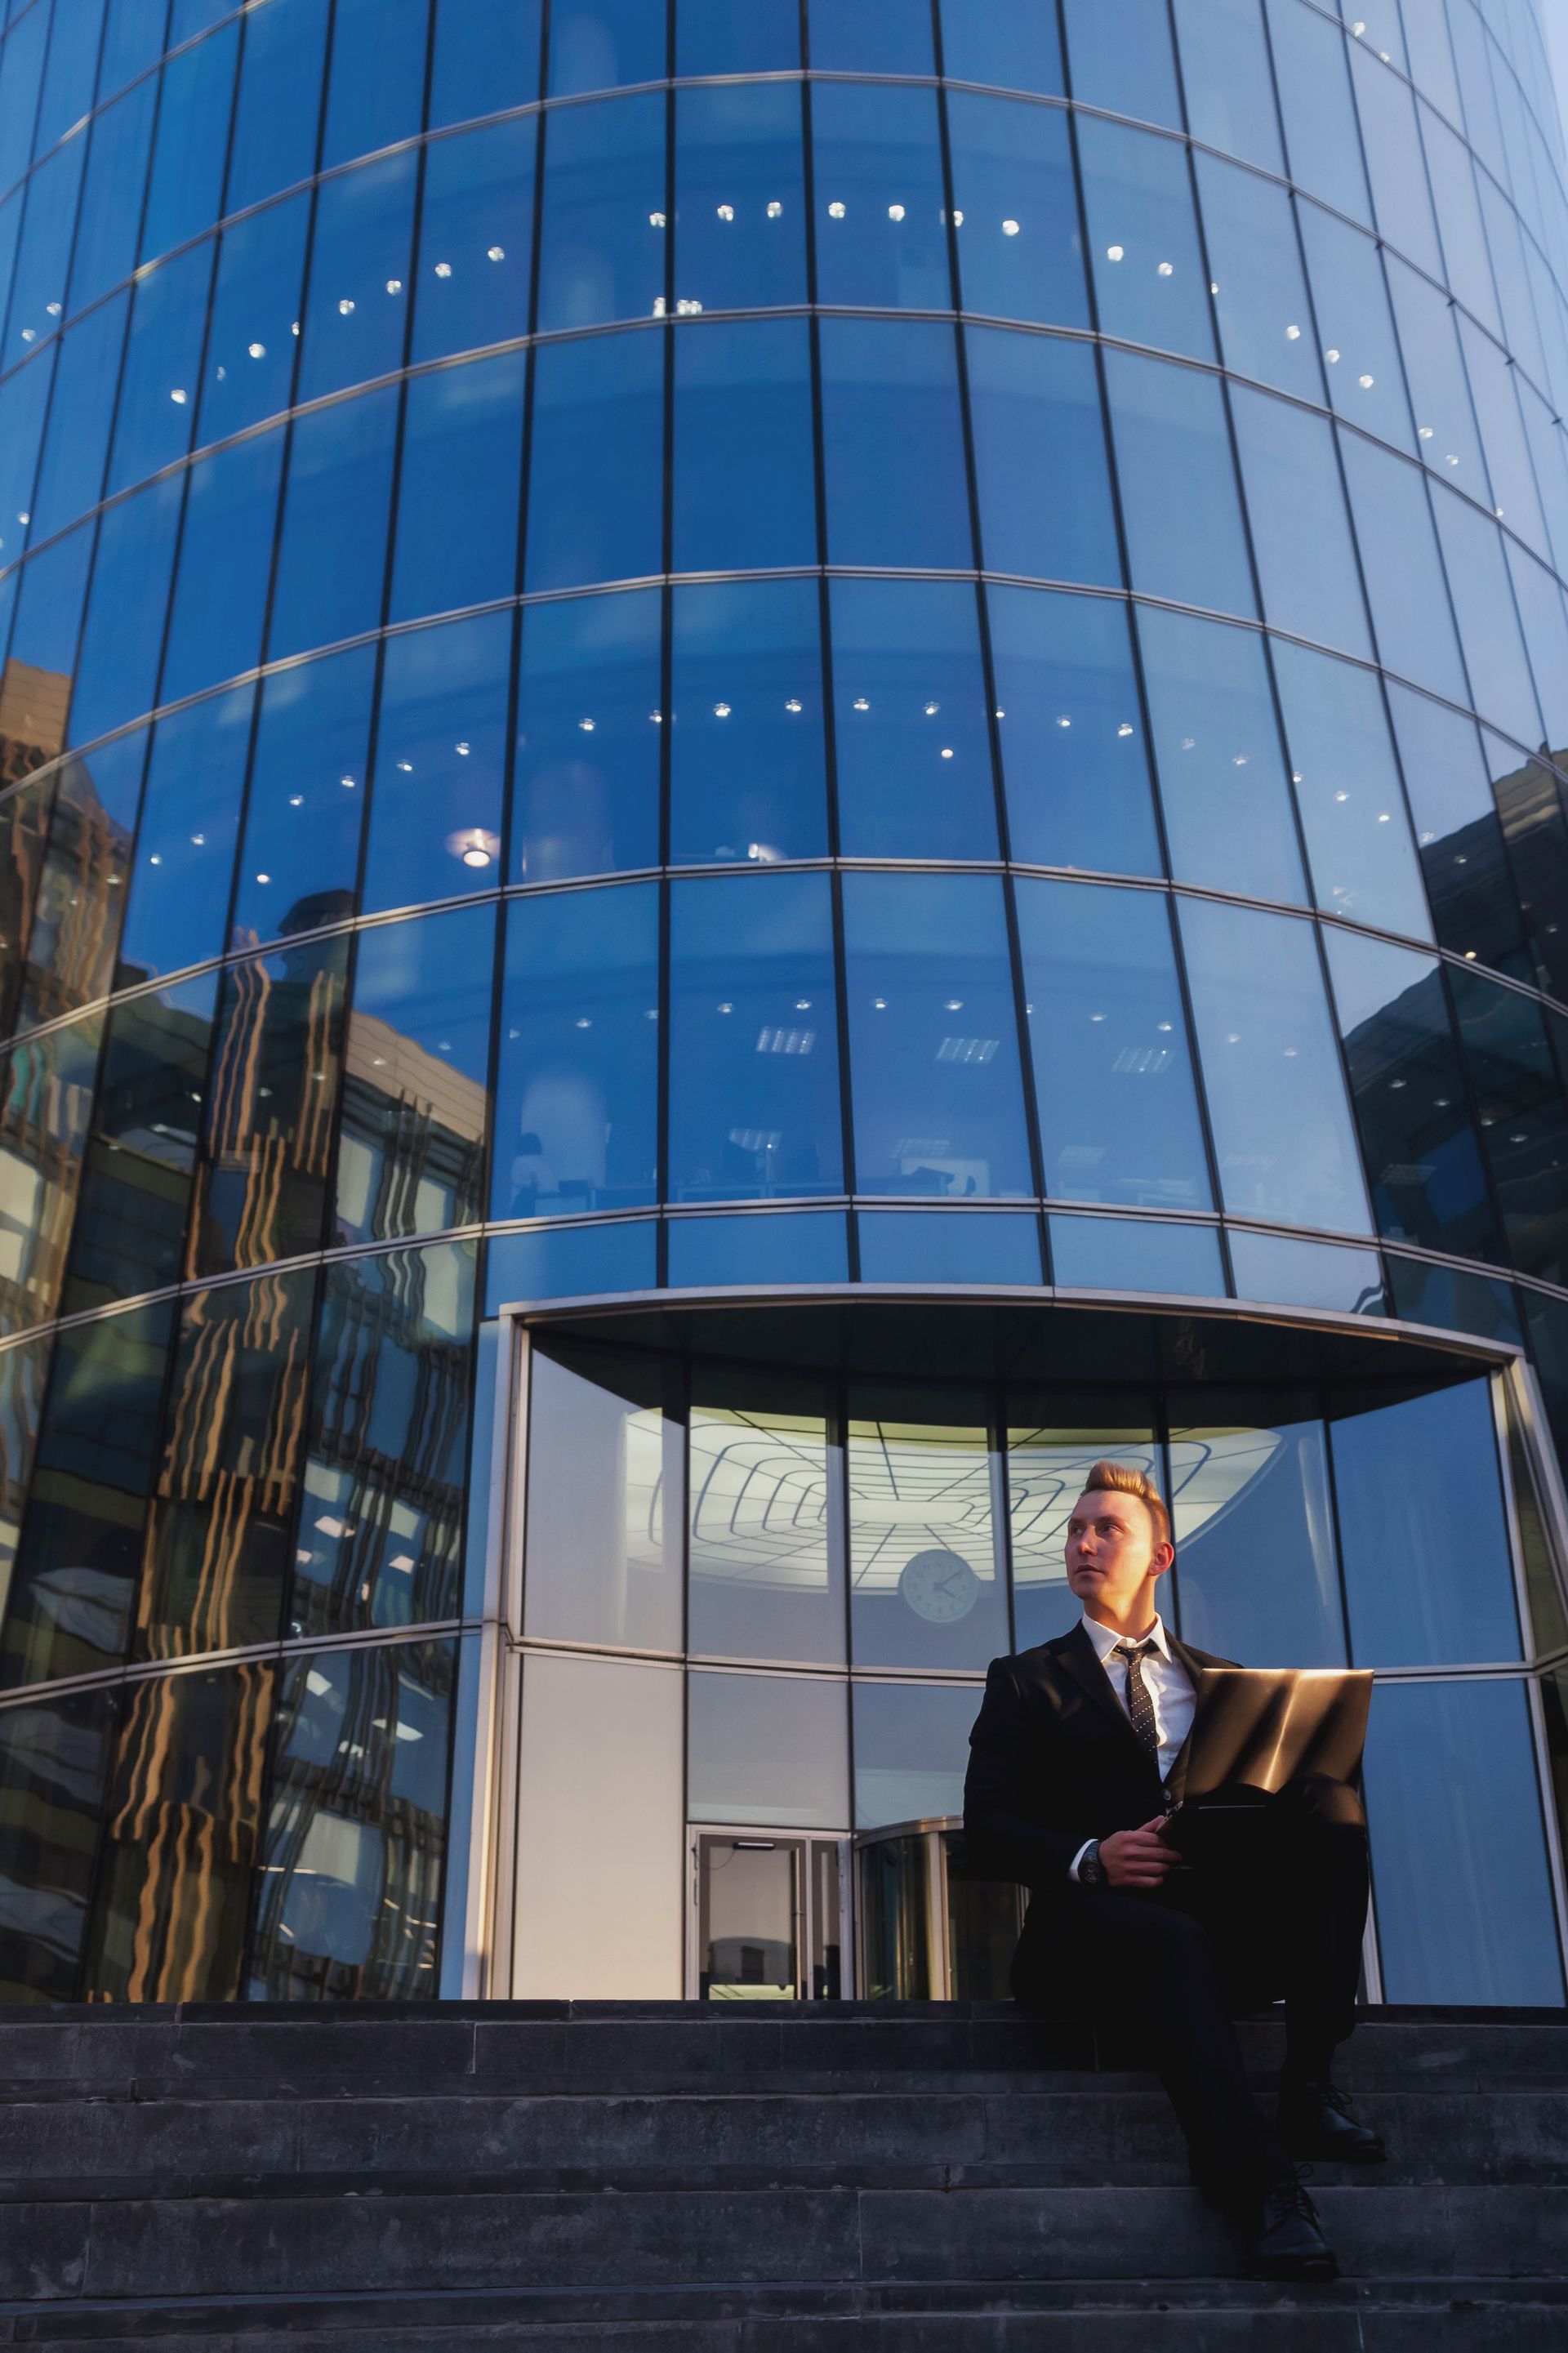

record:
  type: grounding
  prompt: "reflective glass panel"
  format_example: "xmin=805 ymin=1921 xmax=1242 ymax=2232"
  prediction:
xmin=115 ymin=686 xmax=255 ymax=987
xmin=1172 ymin=0 xmax=1282 ymax=173
xmin=1323 ymin=926 xmax=1498 ymax=1263
xmin=853 ymin=1679 xmax=978 ymax=1829
xmin=1346 ymin=40 xmax=1441 ymax=279
xmin=1229 ymin=387 xmax=1372 ymax=660
xmin=1179 ymin=896 xmax=1372 ymax=1234
xmin=1269 ymin=640 xmax=1431 ymax=940
xmin=1196 ymin=157 xmax=1324 ymax=407
xmin=1296 ymin=203 xmax=1413 ymax=452
xmin=68 ymin=474 xmax=183 ymax=750
xmin=293 ymin=1240 xmax=475 ymax=1636
xmin=673 ymin=82 xmax=805 ymax=314
xmin=160 ymin=430 xmax=283 ymax=706
xmin=320 ymin=0 xmax=426 ymax=171
xmin=524 ymin=327 xmax=664 ymax=590
xmin=140 ymin=22 xmax=235 ymax=261
xmin=548 ymin=0 xmax=666 ymax=92
xmin=1168 ymin=1394 xmax=1345 ymax=1664
xmin=16 ymin=731 xmax=145 ymax=1036
xmin=62 ymin=971 xmax=216 ymax=1317
xmin=390 ymin=349 xmax=526 ymax=626
xmin=252 ymin=1636 xmax=456 ymax=1999
xmin=514 ymin=588 xmax=661 ymax=882
xmin=267 ymin=382 xmax=399 ymax=663
xmin=1102 ymin=350 xmax=1255 ymax=617
xmin=671 ymin=317 xmax=816 ymax=575
xmin=1138 ymin=607 xmax=1304 ymax=906
xmin=670 ymin=578 xmax=826 ymax=866
xmin=940 ymin=0 xmax=1062 ymax=91
xmin=0 ymin=350 xmax=50 ymax=573
xmin=1363 ymin=1678 xmax=1563 ymax=2005
xmin=988 ymin=586 xmax=1160 ymax=876
xmin=363 ymin=609 xmax=510 ymax=915
xmin=1061 ymin=0 xmax=1180 ymax=127
xmin=966 ymin=325 xmax=1120 ymax=586
xmin=226 ymin=0 xmax=329 ymax=213
xmin=494 ymin=882 xmax=659 ymax=1217
xmin=688 ymin=1380 xmax=841 ymax=1664
xmin=66 ymin=78 xmax=156 ymax=319
xmin=831 ymin=578 xmax=996 ymax=862
xmin=1385 ymin=261 xmax=1489 ymax=503
xmin=296 ymin=153 xmax=416 ymax=405
xmin=1383 ymin=1254 xmax=1521 ymax=1348
xmin=668 ymin=871 xmax=841 ymax=1204
xmin=858 ymin=1208 xmax=1042 ymax=1286
xmin=1339 ymin=435 xmax=1468 ymax=706
xmin=137 ymin=1268 xmax=315 ymax=1660
xmin=337 ymin=903 xmax=495 ymax=1247
xmin=946 ymin=92 xmax=1084 ymax=328
xmin=1007 ymin=1404 xmax=1157 ymax=1651
xmin=687 ymin=1671 xmax=848 ymax=1827
xmin=848 ymin=1396 xmax=1006 ymax=1670
xmin=0 ymin=1009 xmax=99 ymax=1338
xmin=1016 ymin=877 xmax=1212 ymax=1212
xmin=537 ymin=91 xmax=665 ymax=334
xmin=7 ymin=524 xmax=91 ymax=694
xmin=1047 ymin=1211 xmax=1224 ymax=1296
xmin=819 ymin=319 xmax=971 ymax=572
xmin=1450 ymin=968 xmax=1568 ymax=1287
xmin=811 ymin=81 xmax=948 ymax=313
xmin=523 ymin=1336 xmax=683 ymax=1648
xmin=1421 ymin=113 xmax=1499 ymax=336
xmin=412 ymin=117 xmax=537 ymax=364
xmin=1226 ymin=1230 xmax=1384 ymax=1314
xmin=1263 ymin=0 xmax=1370 ymax=221
xmin=233 ymin=644 xmax=376 ymax=945
xmin=1333 ymin=1378 xmax=1520 ymax=1666
xmin=668 ymin=1210 xmax=849 ymax=1289
xmin=1387 ymin=684 xmax=1524 ymax=978
xmin=1429 ymin=489 xmax=1540 ymax=749
xmin=808 ymin=0 xmax=933 ymax=75
xmin=1079 ymin=117 xmax=1213 ymax=363
xmin=841 ymin=871 xmax=1033 ymax=1201
xmin=198 ymin=195 xmax=310 ymax=447
xmin=431 ymin=0 xmax=542 ymax=124
xmin=1490 ymin=729 xmax=1568 ymax=1006
xmin=105 ymin=240 xmax=211 ymax=495
xmin=0 ymin=1297 xmax=173 ymax=1691
xmin=0 ymin=1684 xmax=114 ymax=2004
xmin=677 ymin=0 xmax=800 ymax=74
xmin=7 ymin=138 xmax=85 ymax=360
xmin=29 ymin=295 xmax=125 ymax=545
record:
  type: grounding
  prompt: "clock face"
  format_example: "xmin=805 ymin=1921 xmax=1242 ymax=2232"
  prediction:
xmin=899 ymin=1548 xmax=981 ymax=1624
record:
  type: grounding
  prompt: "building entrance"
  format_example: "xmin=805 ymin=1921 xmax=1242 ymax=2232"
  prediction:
xmin=691 ymin=1830 xmax=848 ymax=1999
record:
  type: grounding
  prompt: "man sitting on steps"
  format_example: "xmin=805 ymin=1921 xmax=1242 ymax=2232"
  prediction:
xmin=963 ymin=1459 xmax=1384 ymax=2282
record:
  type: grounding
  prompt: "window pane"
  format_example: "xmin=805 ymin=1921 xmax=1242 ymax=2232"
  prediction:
xmin=988 ymin=586 xmax=1161 ymax=876
xmin=1230 ymin=387 xmax=1371 ymax=659
xmin=1450 ymin=967 xmax=1568 ymax=1286
xmin=1384 ymin=1254 xmax=1521 ymax=1348
xmin=946 ymin=92 xmax=1085 ymax=328
xmin=296 ymin=153 xmax=416 ymax=404
xmin=940 ymin=0 xmax=1063 ymax=95
xmin=523 ymin=1336 xmax=682 ymax=1647
xmin=1422 ymin=114 xmax=1499 ymax=336
xmin=68 ymin=475 xmax=182 ymax=748
xmin=1103 ymin=350 xmax=1254 ymax=617
xmin=668 ymin=871 xmax=842 ymax=1204
xmin=0 ymin=1299 xmax=173 ymax=1690
xmin=1297 ymin=203 xmax=1413 ymax=453
xmin=1179 ymin=896 xmax=1372 ymax=1234
xmin=0 ymin=350 xmax=51 ymax=573
xmin=524 ymin=328 xmax=664 ymax=590
xmin=670 ymin=578 xmax=826 ymax=866
xmin=67 ymin=78 xmax=156 ymax=318
xmin=819 ymin=319 xmax=971 ymax=572
xmin=1387 ymin=683 xmax=1524 ymax=978
xmin=1323 ymin=926 xmax=1498 ymax=1262
xmin=494 ymin=882 xmax=659 ymax=1217
xmin=234 ymin=644 xmax=376 ymax=944
xmin=8 ymin=138 xmax=85 ymax=359
xmin=198 ymin=195 xmax=310 ymax=447
xmin=808 ymin=0 xmax=933 ymax=76
xmin=160 ymin=430 xmax=283 ymax=705
xmin=514 ymin=588 xmax=661 ymax=882
xmin=548 ymin=0 xmax=666 ymax=94
xmin=673 ymin=82 xmax=805 ymax=313
xmin=1339 ymin=435 xmax=1467 ymax=705
xmin=1270 ymin=639 xmax=1430 ymax=940
xmin=0 ymin=1009 xmax=100 ymax=1338
xmin=1385 ymin=260 xmax=1489 ymax=503
xmin=1196 ymin=155 xmax=1323 ymax=407
xmin=858 ymin=1207 xmax=1041 ymax=1285
xmin=849 ymin=1398 xmax=1006 ymax=1671
xmin=141 ymin=23 xmax=236 ymax=261
xmin=1138 ymin=607 xmax=1305 ymax=905
xmin=1168 ymin=1396 xmax=1345 ymax=1664
xmin=1079 ymin=117 xmax=1213 ymax=363
xmin=137 ymin=1268 xmax=314 ymax=1660
xmin=1226 ymin=1228 xmax=1383 ymax=1314
xmin=966 ymin=326 xmax=1120 ymax=586
xmin=268 ymin=382 xmax=399 ymax=662
xmin=1007 ymin=1407 xmax=1156 ymax=1651
xmin=320 ymin=0 xmax=427 ymax=172
xmin=363 ymin=609 xmax=510 ymax=914
xmin=252 ymin=1637 xmax=456 ymax=1999
xmin=1048 ymin=1210 xmax=1224 ymax=1295
xmin=1364 ymin=1678 xmax=1562 ymax=2004
xmin=62 ymin=971 xmax=216 ymax=1317
xmin=1347 ymin=39 xmax=1441 ymax=278
xmin=8 ymin=526 xmax=92 ymax=700
xmin=338 ymin=903 xmax=495 ymax=1246
xmin=1061 ymin=0 xmax=1180 ymax=128
xmin=1172 ymin=0 xmax=1281 ymax=172
xmin=29 ymin=294 xmax=125 ymax=545
xmin=668 ymin=1209 xmax=849 ymax=1287
xmin=688 ymin=1670 xmax=848 ymax=1827
xmin=1016 ymin=877 xmax=1211 ymax=1211
xmin=688 ymin=1382 xmax=840 ymax=1664
xmin=412 ymin=116 xmax=536 ymax=363
xmin=227 ymin=0 xmax=328 ymax=213
xmin=842 ymin=871 xmax=1033 ymax=1201
xmin=1264 ymin=0 xmax=1370 ymax=221
xmin=1429 ymin=488 xmax=1540 ymax=748
xmin=17 ymin=732 xmax=145 ymax=1035
xmin=116 ymin=686 xmax=255 ymax=986
xmin=831 ymin=578 xmax=996 ymax=862
xmin=82 ymin=1660 xmax=274 ymax=2003
xmin=390 ymin=349 xmax=526 ymax=626
xmin=292 ymin=1241 xmax=475 ymax=1635
xmin=811 ymin=81 xmax=949 ymax=312
xmin=1490 ymin=729 xmax=1568 ymax=1005
xmin=106 ymin=241 xmax=211 ymax=496
xmin=431 ymin=0 xmax=541 ymax=124
xmin=671 ymin=316 xmax=816 ymax=573
xmin=853 ymin=1679 xmax=977 ymax=1829
xmin=0 ymin=1684 xmax=115 ymax=2004
xmin=677 ymin=0 xmax=799 ymax=75
xmin=537 ymin=91 xmax=665 ymax=334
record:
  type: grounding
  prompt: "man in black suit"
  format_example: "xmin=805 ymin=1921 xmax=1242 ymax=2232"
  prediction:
xmin=964 ymin=1459 xmax=1383 ymax=2281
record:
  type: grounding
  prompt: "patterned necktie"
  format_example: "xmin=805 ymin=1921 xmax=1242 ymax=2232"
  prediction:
xmin=1111 ymin=1639 xmax=1163 ymax=1771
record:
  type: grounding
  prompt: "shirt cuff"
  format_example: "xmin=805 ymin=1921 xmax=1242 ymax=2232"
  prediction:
xmin=1069 ymin=1838 xmax=1094 ymax=1882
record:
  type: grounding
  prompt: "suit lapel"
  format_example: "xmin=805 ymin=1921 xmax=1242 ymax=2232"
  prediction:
xmin=1052 ymin=1622 xmax=1151 ymax=1758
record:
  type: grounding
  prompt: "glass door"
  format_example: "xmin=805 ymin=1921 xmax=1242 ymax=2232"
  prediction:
xmin=693 ymin=1830 xmax=848 ymax=1998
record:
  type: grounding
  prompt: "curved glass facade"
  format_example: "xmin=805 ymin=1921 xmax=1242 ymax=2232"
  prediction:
xmin=0 ymin=0 xmax=1567 ymax=2007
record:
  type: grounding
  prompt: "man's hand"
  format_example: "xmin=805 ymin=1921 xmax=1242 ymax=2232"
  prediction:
xmin=1098 ymin=1816 xmax=1177 ymax=1888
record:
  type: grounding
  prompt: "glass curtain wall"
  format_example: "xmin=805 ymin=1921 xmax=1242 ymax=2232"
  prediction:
xmin=0 ymin=0 xmax=1566 ymax=2001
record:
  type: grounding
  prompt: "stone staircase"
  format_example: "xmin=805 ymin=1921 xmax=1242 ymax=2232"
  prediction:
xmin=0 ymin=2001 xmax=1563 ymax=2346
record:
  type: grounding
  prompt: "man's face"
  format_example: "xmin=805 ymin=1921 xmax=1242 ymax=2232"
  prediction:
xmin=1064 ymin=1488 xmax=1171 ymax=1615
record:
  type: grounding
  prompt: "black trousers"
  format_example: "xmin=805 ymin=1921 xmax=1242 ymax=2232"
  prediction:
xmin=1009 ymin=1774 xmax=1370 ymax=2209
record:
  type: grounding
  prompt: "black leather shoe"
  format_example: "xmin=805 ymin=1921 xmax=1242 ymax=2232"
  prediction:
xmin=1280 ymin=2079 xmax=1387 ymax=2164
xmin=1249 ymin=2175 xmax=1339 ymax=2281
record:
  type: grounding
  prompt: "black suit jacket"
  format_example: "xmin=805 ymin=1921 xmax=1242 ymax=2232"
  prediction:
xmin=963 ymin=1620 xmax=1237 ymax=1897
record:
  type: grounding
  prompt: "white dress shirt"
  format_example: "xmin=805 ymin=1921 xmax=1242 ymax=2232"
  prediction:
xmin=1068 ymin=1611 xmax=1196 ymax=1880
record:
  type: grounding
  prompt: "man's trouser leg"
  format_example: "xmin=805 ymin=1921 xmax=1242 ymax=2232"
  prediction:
xmin=1013 ymin=1883 xmax=1293 ymax=2210
xmin=1267 ymin=1774 xmax=1370 ymax=2079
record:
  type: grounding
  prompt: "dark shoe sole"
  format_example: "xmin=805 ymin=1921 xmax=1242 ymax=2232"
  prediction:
xmin=1251 ymin=2253 xmax=1341 ymax=2283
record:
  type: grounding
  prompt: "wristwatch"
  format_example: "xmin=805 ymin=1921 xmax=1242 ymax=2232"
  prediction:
xmin=1077 ymin=1839 xmax=1106 ymax=1887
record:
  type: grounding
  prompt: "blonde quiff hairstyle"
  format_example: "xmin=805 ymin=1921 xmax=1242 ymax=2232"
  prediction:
xmin=1079 ymin=1459 xmax=1171 ymax=1553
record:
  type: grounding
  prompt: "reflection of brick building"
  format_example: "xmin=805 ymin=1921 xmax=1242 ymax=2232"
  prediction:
xmin=0 ymin=661 xmax=69 ymax=791
xmin=337 ymin=1012 xmax=488 ymax=1246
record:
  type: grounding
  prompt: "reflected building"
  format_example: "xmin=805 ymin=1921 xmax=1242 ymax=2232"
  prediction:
xmin=0 ymin=0 xmax=1566 ymax=2010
